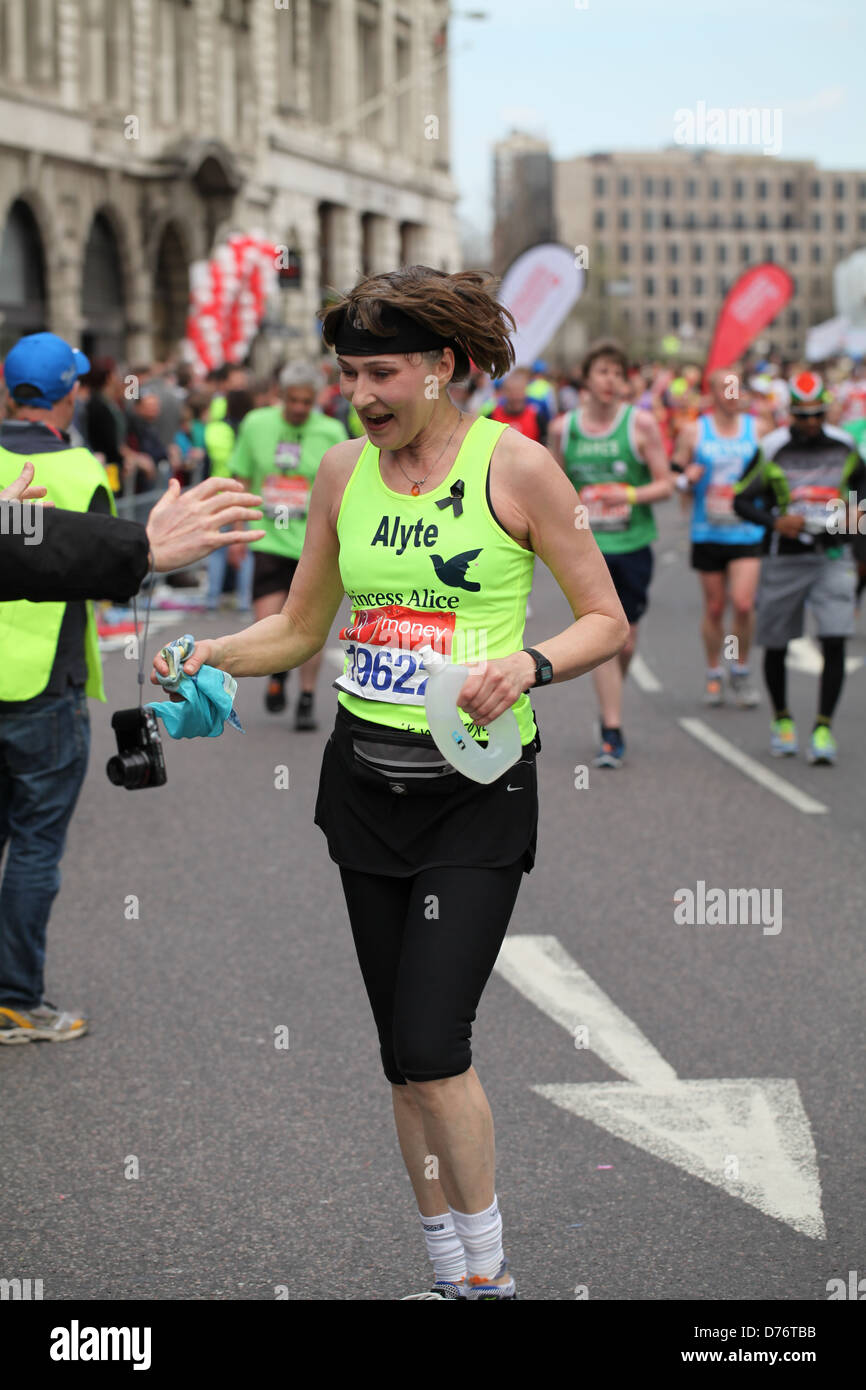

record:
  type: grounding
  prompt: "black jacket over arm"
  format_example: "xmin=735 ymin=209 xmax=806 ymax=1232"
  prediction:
xmin=0 ymin=503 xmax=150 ymax=602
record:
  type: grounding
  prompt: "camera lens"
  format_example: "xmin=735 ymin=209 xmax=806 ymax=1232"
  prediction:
xmin=106 ymin=755 xmax=126 ymax=786
xmin=106 ymin=751 xmax=153 ymax=789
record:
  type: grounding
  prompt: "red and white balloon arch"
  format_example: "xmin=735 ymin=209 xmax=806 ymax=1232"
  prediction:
xmin=184 ymin=233 xmax=278 ymax=374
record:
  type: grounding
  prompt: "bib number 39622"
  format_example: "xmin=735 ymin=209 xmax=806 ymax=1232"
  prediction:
xmin=335 ymin=604 xmax=456 ymax=706
xmin=338 ymin=644 xmax=429 ymax=703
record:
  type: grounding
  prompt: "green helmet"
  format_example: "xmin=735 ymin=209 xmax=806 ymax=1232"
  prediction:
xmin=789 ymin=369 xmax=829 ymax=415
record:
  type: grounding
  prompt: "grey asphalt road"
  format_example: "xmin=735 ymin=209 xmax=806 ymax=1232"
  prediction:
xmin=2 ymin=503 xmax=864 ymax=1302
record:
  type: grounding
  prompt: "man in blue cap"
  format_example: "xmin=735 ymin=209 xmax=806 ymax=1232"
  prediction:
xmin=0 ymin=335 xmax=265 ymax=1045
xmin=0 ymin=333 xmax=108 ymax=1041
xmin=3 ymin=332 xmax=90 ymax=414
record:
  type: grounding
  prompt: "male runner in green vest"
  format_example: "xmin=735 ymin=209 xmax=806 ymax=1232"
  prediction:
xmin=550 ymin=340 xmax=674 ymax=766
xmin=228 ymin=361 xmax=346 ymax=729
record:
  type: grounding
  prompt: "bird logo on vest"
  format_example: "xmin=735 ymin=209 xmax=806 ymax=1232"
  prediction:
xmin=429 ymin=549 xmax=482 ymax=591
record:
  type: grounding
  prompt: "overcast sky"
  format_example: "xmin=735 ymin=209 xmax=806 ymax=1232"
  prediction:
xmin=449 ymin=0 xmax=865 ymax=239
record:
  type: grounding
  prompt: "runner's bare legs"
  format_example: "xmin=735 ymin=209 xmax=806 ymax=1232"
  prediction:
xmin=592 ymin=623 xmax=639 ymax=726
xmin=392 ymin=1070 xmax=511 ymax=1287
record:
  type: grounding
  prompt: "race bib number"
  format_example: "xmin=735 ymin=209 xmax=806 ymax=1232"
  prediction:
xmin=261 ymin=469 xmax=310 ymax=522
xmin=705 ymin=483 xmax=738 ymax=525
xmin=581 ymin=483 xmax=632 ymax=532
xmin=335 ymin=605 xmax=456 ymax=705
xmin=789 ymin=485 xmax=838 ymax=534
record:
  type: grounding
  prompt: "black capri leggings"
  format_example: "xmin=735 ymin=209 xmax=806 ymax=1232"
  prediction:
xmin=338 ymin=861 xmax=525 ymax=1085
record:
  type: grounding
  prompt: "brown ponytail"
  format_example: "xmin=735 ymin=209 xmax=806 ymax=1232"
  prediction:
xmin=318 ymin=265 xmax=516 ymax=382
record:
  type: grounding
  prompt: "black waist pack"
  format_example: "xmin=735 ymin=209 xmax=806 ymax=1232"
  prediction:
xmin=335 ymin=705 xmax=540 ymax=795
xmin=350 ymin=722 xmax=458 ymax=785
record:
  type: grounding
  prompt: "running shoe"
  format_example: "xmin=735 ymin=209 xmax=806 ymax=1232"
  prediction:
xmin=807 ymin=725 xmax=837 ymax=765
xmin=593 ymin=727 xmax=625 ymax=769
xmin=769 ymin=717 xmax=798 ymax=757
xmin=265 ymin=675 xmax=287 ymax=713
xmin=401 ymin=1279 xmax=466 ymax=1300
xmin=703 ymin=674 xmax=724 ymax=706
xmin=729 ymin=668 xmax=760 ymax=708
xmin=465 ymin=1260 xmax=517 ymax=1301
xmin=294 ymin=691 xmax=318 ymax=731
xmin=0 ymin=1001 xmax=88 ymax=1044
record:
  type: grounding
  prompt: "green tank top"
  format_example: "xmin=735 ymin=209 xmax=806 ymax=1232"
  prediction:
xmin=562 ymin=404 xmax=656 ymax=553
xmin=334 ymin=416 xmax=537 ymax=744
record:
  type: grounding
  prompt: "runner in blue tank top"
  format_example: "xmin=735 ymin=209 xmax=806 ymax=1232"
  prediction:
xmin=673 ymin=369 xmax=771 ymax=707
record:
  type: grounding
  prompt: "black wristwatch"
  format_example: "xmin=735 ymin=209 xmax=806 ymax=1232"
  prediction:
xmin=523 ymin=647 xmax=554 ymax=688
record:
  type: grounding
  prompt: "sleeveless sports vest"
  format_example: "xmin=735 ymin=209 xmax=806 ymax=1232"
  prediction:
xmin=334 ymin=415 xmax=537 ymax=744
xmin=0 ymin=445 xmax=115 ymax=701
xmin=691 ymin=412 xmax=763 ymax=546
xmin=562 ymin=404 xmax=656 ymax=553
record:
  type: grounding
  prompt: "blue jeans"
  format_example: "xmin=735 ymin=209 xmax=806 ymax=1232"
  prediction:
xmin=0 ymin=687 xmax=90 ymax=1008
xmin=207 ymin=530 xmax=254 ymax=610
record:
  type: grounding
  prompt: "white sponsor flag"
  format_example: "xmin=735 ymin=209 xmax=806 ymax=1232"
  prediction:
xmin=844 ymin=326 xmax=866 ymax=357
xmin=805 ymin=316 xmax=849 ymax=361
xmin=498 ymin=243 xmax=585 ymax=370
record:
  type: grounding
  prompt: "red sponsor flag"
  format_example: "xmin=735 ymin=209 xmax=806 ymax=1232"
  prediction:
xmin=704 ymin=264 xmax=794 ymax=388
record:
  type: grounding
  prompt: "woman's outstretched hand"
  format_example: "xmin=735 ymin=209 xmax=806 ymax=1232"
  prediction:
xmin=151 ymin=637 xmax=222 ymax=696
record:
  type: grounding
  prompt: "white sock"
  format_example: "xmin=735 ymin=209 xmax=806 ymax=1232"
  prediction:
xmin=450 ymin=1195 xmax=504 ymax=1280
xmin=418 ymin=1210 xmax=467 ymax=1283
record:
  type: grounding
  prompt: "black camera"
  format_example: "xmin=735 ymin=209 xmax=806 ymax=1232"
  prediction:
xmin=106 ymin=707 xmax=167 ymax=790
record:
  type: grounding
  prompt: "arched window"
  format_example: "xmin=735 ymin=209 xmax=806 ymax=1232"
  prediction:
xmin=0 ymin=199 xmax=47 ymax=355
xmin=360 ymin=212 xmax=375 ymax=276
xmin=152 ymin=223 xmax=189 ymax=361
xmin=318 ymin=202 xmax=336 ymax=300
xmin=81 ymin=212 xmax=127 ymax=361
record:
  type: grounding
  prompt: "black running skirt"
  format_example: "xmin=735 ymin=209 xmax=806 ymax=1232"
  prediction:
xmin=314 ymin=703 xmax=540 ymax=878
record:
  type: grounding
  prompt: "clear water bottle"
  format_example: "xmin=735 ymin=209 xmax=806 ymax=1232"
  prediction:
xmin=418 ymin=645 xmax=522 ymax=785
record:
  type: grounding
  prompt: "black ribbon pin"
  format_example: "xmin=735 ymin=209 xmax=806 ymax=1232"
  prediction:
xmin=435 ymin=479 xmax=465 ymax=519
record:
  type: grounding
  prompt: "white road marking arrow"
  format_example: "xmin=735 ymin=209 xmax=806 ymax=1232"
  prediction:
xmin=788 ymin=636 xmax=862 ymax=676
xmin=495 ymin=935 xmax=826 ymax=1240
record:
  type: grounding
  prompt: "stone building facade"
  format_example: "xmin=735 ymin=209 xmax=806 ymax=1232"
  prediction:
xmin=0 ymin=0 xmax=460 ymax=366
xmin=492 ymin=132 xmax=555 ymax=276
xmin=553 ymin=148 xmax=866 ymax=363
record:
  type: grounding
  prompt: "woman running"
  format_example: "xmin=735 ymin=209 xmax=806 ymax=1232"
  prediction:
xmin=153 ymin=266 xmax=628 ymax=1299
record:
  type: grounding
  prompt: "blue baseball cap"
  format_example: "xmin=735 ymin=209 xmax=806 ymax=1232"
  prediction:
xmin=532 ymin=358 xmax=548 ymax=373
xmin=4 ymin=332 xmax=90 ymax=408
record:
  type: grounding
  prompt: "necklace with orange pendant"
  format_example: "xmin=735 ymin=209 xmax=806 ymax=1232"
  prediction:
xmin=393 ymin=411 xmax=463 ymax=496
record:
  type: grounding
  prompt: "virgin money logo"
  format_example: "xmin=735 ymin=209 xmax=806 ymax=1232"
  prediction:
xmin=340 ymin=605 xmax=455 ymax=651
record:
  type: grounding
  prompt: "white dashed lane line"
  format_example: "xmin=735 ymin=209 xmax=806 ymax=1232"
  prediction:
xmin=629 ymin=653 xmax=663 ymax=692
xmin=678 ymin=717 xmax=828 ymax=816
xmin=629 ymin=654 xmax=829 ymax=816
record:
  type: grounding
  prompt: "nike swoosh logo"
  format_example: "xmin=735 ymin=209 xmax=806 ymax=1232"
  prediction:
xmin=506 ymin=784 xmax=522 ymax=791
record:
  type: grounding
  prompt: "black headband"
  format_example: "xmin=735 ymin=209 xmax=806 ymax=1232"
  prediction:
xmin=334 ymin=304 xmax=455 ymax=357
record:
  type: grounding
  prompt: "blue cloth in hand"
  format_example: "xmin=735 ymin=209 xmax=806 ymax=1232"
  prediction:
xmin=147 ymin=633 xmax=245 ymax=739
